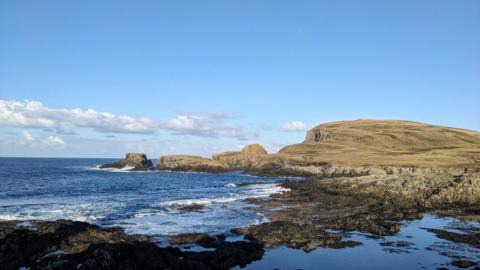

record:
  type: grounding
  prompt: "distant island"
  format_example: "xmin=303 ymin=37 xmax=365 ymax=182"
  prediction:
xmin=3 ymin=119 xmax=480 ymax=269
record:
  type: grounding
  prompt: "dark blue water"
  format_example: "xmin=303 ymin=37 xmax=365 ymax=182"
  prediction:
xmin=0 ymin=158 xmax=289 ymax=242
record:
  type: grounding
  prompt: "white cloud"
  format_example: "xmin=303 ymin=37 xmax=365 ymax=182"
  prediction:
xmin=160 ymin=113 xmax=252 ymax=139
xmin=45 ymin=135 xmax=65 ymax=145
xmin=22 ymin=131 xmax=33 ymax=141
xmin=281 ymin=121 xmax=308 ymax=132
xmin=0 ymin=99 xmax=157 ymax=134
xmin=0 ymin=99 xmax=256 ymax=139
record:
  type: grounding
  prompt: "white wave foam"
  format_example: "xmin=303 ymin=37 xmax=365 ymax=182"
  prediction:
xmin=242 ymin=183 xmax=290 ymax=197
xmin=0 ymin=214 xmax=19 ymax=220
xmin=225 ymin=183 xmax=237 ymax=188
xmin=0 ymin=201 xmax=124 ymax=223
xmin=139 ymin=183 xmax=289 ymax=217
xmin=89 ymin=165 xmax=159 ymax=173
xmin=89 ymin=165 xmax=138 ymax=173
xmin=16 ymin=221 xmax=33 ymax=228
xmin=159 ymin=196 xmax=238 ymax=207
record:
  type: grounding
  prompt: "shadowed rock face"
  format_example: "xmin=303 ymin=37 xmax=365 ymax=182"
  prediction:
xmin=100 ymin=153 xmax=153 ymax=171
xmin=0 ymin=220 xmax=264 ymax=270
xmin=156 ymin=155 xmax=229 ymax=173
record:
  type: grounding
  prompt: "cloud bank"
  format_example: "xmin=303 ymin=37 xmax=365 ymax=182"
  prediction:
xmin=281 ymin=121 xmax=308 ymax=132
xmin=0 ymin=99 xmax=253 ymax=140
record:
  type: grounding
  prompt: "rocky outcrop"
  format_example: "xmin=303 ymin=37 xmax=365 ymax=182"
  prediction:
xmin=232 ymin=221 xmax=361 ymax=252
xmin=252 ymin=158 xmax=477 ymax=178
xmin=213 ymin=144 xmax=268 ymax=170
xmin=100 ymin=153 xmax=153 ymax=171
xmin=305 ymin=128 xmax=335 ymax=142
xmin=156 ymin=155 xmax=229 ymax=173
xmin=247 ymin=167 xmax=480 ymax=238
xmin=0 ymin=220 xmax=264 ymax=270
xmin=154 ymin=144 xmax=268 ymax=174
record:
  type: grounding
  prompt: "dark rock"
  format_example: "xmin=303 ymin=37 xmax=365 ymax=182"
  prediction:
xmin=0 ymin=220 xmax=264 ymax=270
xmin=379 ymin=241 xmax=415 ymax=248
xmin=423 ymin=228 xmax=480 ymax=248
xmin=100 ymin=153 xmax=153 ymax=171
xmin=177 ymin=203 xmax=206 ymax=213
xmin=451 ymin=260 xmax=476 ymax=268
xmin=233 ymin=221 xmax=361 ymax=252
xmin=168 ymin=233 xmax=213 ymax=245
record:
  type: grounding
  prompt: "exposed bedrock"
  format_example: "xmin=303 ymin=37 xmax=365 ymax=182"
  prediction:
xmin=0 ymin=220 xmax=264 ymax=270
xmin=233 ymin=168 xmax=480 ymax=250
xmin=100 ymin=153 xmax=153 ymax=171
xmin=213 ymin=144 xmax=268 ymax=170
xmin=156 ymin=144 xmax=269 ymax=173
xmin=156 ymin=155 xmax=229 ymax=173
xmin=232 ymin=221 xmax=361 ymax=252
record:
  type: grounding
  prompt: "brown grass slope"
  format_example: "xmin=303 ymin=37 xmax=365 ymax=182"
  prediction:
xmin=277 ymin=119 xmax=480 ymax=168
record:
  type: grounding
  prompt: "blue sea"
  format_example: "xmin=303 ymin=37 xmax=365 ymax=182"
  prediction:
xmin=1 ymin=157 xmax=479 ymax=269
xmin=0 ymin=157 xmax=289 ymax=243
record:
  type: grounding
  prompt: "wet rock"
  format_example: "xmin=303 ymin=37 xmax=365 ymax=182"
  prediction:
xmin=423 ymin=228 xmax=480 ymax=248
xmin=379 ymin=241 xmax=417 ymax=254
xmin=177 ymin=203 xmax=206 ymax=213
xmin=100 ymin=153 xmax=153 ymax=171
xmin=168 ymin=233 xmax=214 ymax=245
xmin=379 ymin=241 xmax=415 ymax=248
xmin=233 ymin=221 xmax=361 ymax=252
xmin=0 ymin=220 xmax=264 ymax=270
xmin=451 ymin=260 xmax=477 ymax=268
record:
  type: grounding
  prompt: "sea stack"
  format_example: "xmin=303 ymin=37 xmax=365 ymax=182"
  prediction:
xmin=100 ymin=153 xmax=153 ymax=171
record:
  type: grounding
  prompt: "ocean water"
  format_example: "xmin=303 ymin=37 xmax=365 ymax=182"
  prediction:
xmin=0 ymin=157 xmax=290 ymax=242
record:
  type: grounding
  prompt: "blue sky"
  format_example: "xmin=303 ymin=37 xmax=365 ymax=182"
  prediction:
xmin=1 ymin=0 xmax=479 ymax=157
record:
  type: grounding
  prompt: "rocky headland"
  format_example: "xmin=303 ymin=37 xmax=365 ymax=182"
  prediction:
xmin=100 ymin=153 xmax=153 ymax=171
xmin=154 ymin=144 xmax=269 ymax=173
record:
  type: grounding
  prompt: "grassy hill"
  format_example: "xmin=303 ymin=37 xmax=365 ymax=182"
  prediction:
xmin=276 ymin=120 xmax=480 ymax=168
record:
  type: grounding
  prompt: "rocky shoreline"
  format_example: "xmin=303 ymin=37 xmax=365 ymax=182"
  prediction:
xmin=0 ymin=220 xmax=264 ymax=270
xmin=3 ymin=166 xmax=480 ymax=269
xmin=2 ymin=170 xmax=480 ymax=269
xmin=231 ymin=166 xmax=480 ymax=268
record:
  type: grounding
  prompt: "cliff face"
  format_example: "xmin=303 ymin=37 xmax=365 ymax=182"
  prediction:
xmin=100 ymin=153 xmax=153 ymax=171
